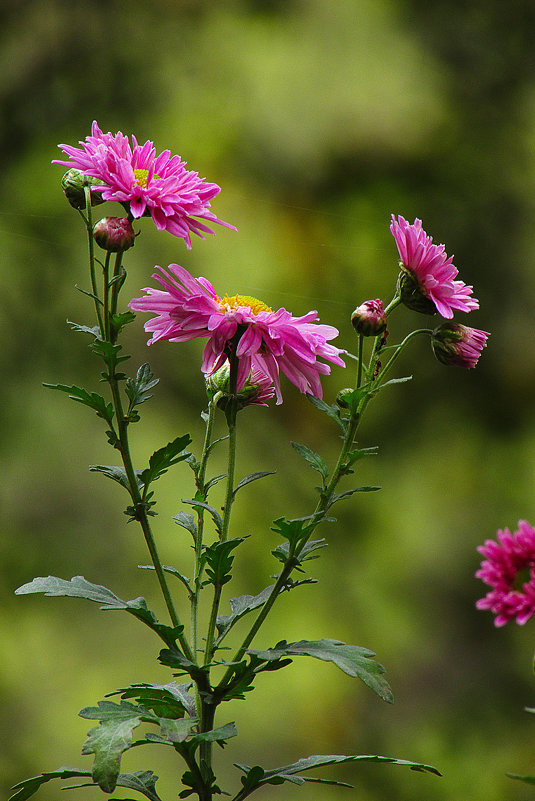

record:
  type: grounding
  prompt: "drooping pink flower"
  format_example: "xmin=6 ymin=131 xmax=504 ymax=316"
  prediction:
xmin=390 ymin=215 xmax=479 ymax=318
xmin=431 ymin=322 xmax=489 ymax=368
xmin=54 ymin=121 xmax=236 ymax=248
xmin=476 ymin=521 xmax=535 ymax=626
xmin=129 ymin=264 xmax=345 ymax=404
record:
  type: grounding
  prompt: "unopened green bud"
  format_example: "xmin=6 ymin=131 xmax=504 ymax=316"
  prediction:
xmin=399 ymin=266 xmax=437 ymax=315
xmin=206 ymin=363 xmax=274 ymax=410
xmin=61 ymin=169 xmax=106 ymax=209
xmin=336 ymin=388 xmax=354 ymax=409
xmin=93 ymin=217 xmax=135 ymax=252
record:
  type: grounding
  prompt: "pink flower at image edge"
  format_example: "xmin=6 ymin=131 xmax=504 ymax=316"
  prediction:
xmin=476 ymin=520 xmax=535 ymax=626
xmin=390 ymin=214 xmax=479 ymax=318
xmin=129 ymin=263 xmax=345 ymax=404
xmin=54 ymin=121 xmax=236 ymax=248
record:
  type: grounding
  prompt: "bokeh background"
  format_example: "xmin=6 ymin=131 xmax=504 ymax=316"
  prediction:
xmin=3 ymin=0 xmax=535 ymax=799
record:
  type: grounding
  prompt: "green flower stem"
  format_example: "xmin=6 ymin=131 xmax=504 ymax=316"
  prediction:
xmin=81 ymin=186 xmax=105 ymax=338
xmin=102 ymin=251 xmax=112 ymax=342
xmin=190 ymin=400 xmax=217 ymax=657
xmin=110 ymin=251 xmax=124 ymax=323
xmin=365 ymin=292 xmax=402 ymax=382
xmin=356 ymin=334 xmax=364 ymax=388
xmin=373 ymin=328 xmax=432 ymax=390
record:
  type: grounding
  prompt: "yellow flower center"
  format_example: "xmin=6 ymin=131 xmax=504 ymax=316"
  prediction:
xmin=134 ymin=168 xmax=160 ymax=188
xmin=218 ymin=294 xmax=272 ymax=315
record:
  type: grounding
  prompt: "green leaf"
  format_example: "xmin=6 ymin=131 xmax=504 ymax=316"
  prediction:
xmin=181 ymin=499 xmax=222 ymax=536
xmin=271 ymin=517 xmax=312 ymax=549
xmin=15 ymin=576 xmax=181 ymax=648
xmin=374 ymin=375 xmax=412 ymax=392
xmin=91 ymin=339 xmax=131 ymax=373
xmin=43 ymin=383 xmax=114 ymax=424
xmin=204 ymin=473 xmax=227 ymax=493
xmin=291 ymin=442 xmax=329 ymax=482
xmin=108 ymin=682 xmax=196 ymax=719
xmin=9 ymin=768 xmax=92 ymax=801
xmin=233 ymin=471 xmax=275 ymax=498
xmin=9 ymin=768 xmax=164 ymax=801
xmin=139 ymin=564 xmax=192 ymax=597
xmin=272 ymin=538 xmax=327 ymax=566
xmin=187 ymin=722 xmax=237 ymax=746
xmin=158 ymin=647 xmax=210 ymax=686
xmin=203 ymin=538 xmax=246 ymax=587
xmin=325 ymin=485 xmax=381 ymax=509
xmin=140 ymin=435 xmax=192 ymax=491
xmin=235 ymin=753 xmax=440 ymax=794
xmin=125 ymin=364 xmax=159 ymax=416
xmin=508 ymin=773 xmax=535 ymax=784
xmin=145 ymin=717 xmax=197 ymax=744
xmin=67 ymin=320 xmax=101 ymax=338
xmin=81 ymin=703 xmax=145 ymax=792
xmin=216 ymin=585 xmax=276 ymax=642
xmin=173 ymin=512 xmax=197 ymax=539
xmin=111 ymin=310 xmax=136 ymax=336
xmin=247 ymin=638 xmax=393 ymax=702
xmin=306 ymin=394 xmax=347 ymax=431
xmin=89 ymin=464 xmax=140 ymax=493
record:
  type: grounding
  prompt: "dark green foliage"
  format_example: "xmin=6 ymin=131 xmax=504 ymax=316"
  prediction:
xmin=181 ymin=499 xmax=222 ymax=536
xmin=232 ymin=471 xmax=275 ymax=498
xmin=306 ymin=394 xmax=347 ymax=431
xmin=89 ymin=463 xmax=140 ymax=493
xmin=9 ymin=769 xmax=163 ymax=801
xmin=271 ymin=538 xmax=327 ymax=567
xmin=247 ymin=638 xmax=393 ymax=702
xmin=215 ymin=585 xmax=276 ymax=642
xmin=139 ymin=435 xmax=192 ymax=490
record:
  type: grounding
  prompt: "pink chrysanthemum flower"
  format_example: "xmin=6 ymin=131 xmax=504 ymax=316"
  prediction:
xmin=129 ymin=263 xmax=345 ymax=404
xmin=431 ymin=322 xmax=489 ymax=369
xmin=54 ymin=121 xmax=236 ymax=248
xmin=390 ymin=214 xmax=479 ymax=318
xmin=476 ymin=520 xmax=535 ymax=626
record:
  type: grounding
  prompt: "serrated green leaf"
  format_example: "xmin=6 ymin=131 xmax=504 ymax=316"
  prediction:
xmin=291 ymin=442 xmax=329 ymax=481
xmin=79 ymin=700 xmax=154 ymax=722
xmin=145 ymin=717 xmax=197 ymax=744
xmin=233 ymin=471 xmax=275 ymax=498
xmin=247 ymin=638 xmax=393 ymax=702
xmin=8 ymin=768 xmax=92 ymax=801
xmin=272 ymin=538 xmax=327 ymax=566
xmin=15 ymin=576 xmax=181 ymax=648
xmin=181 ymin=499 xmax=222 ymax=536
xmin=89 ymin=464 xmax=141 ymax=493
xmin=173 ymin=512 xmax=197 ymax=538
xmin=82 ymin=707 xmax=143 ymax=792
xmin=111 ymin=310 xmax=136 ymax=336
xmin=158 ymin=647 xmax=210 ymax=685
xmin=187 ymin=722 xmax=237 ymax=745
xmin=203 ymin=538 xmax=246 ymax=587
xmin=125 ymin=364 xmax=159 ymax=414
xmin=140 ymin=435 xmax=192 ymax=491
xmin=91 ymin=340 xmax=131 ymax=370
xmin=325 ymin=485 xmax=381 ymax=509
xmin=43 ymin=383 xmax=114 ymax=423
xmin=216 ymin=585 xmax=276 ymax=642
xmin=108 ymin=682 xmax=196 ymax=719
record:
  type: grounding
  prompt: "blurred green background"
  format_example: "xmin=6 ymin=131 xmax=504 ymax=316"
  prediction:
xmin=3 ymin=0 xmax=535 ymax=798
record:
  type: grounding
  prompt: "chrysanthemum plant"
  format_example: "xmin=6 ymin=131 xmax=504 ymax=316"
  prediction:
xmin=10 ymin=124 xmax=490 ymax=801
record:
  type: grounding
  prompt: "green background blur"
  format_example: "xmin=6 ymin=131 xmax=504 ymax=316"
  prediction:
xmin=3 ymin=1 xmax=535 ymax=799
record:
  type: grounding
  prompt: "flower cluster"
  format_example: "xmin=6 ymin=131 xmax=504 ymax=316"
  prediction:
xmin=476 ymin=521 xmax=535 ymax=626
xmin=129 ymin=264 xmax=345 ymax=404
xmin=54 ymin=121 xmax=235 ymax=248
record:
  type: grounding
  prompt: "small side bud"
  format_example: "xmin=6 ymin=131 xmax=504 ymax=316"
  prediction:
xmin=336 ymin=388 xmax=354 ymax=409
xmin=61 ymin=169 xmax=106 ymax=209
xmin=93 ymin=217 xmax=135 ymax=252
xmin=351 ymin=299 xmax=387 ymax=336
xmin=431 ymin=322 xmax=489 ymax=369
xmin=206 ymin=363 xmax=275 ymax=410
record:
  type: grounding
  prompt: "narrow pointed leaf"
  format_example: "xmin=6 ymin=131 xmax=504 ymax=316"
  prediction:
xmin=233 ymin=471 xmax=275 ymax=498
xmin=216 ymin=585 xmax=276 ymax=641
xmin=8 ymin=769 xmax=92 ymax=801
xmin=43 ymin=383 xmax=114 ymax=423
xmin=306 ymin=394 xmax=347 ymax=431
xmin=291 ymin=442 xmax=329 ymax=481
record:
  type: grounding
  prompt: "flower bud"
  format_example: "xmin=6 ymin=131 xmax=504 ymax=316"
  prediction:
xmin=398 ymin=266 xmax=437 ymax=315
xmin=206 ymin=363 xmax=275 ymax=410
xmin=336 ymin=388 xmax=353 ymax=409
xmin=431 ymin=322 xmax=489 ymax=369
xmin=351 ymin=299 xmax=387 ymax=336
xmin=93 ymin=217 xmax=135 ymax=252
xmin=61 ymin=168 xmax=106 ymax=209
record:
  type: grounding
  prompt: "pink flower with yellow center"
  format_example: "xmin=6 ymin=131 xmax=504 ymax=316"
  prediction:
xmin=129 ymin=264 xmax=345 ymax=404
xmin=476 ymin=521 xmax=535 ymax=626
xmin=390 ymin=214 xmax=479 ymax=318
xmin=54 ymin=121 xmax=236 ymax=248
